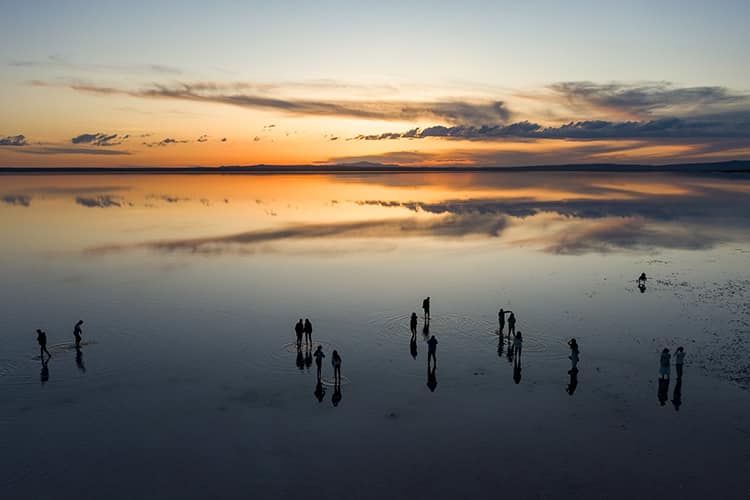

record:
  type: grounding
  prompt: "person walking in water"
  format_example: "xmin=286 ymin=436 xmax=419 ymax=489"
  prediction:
xmin=674 ymin=347 xmax=685 ymax=378
xmin=314 ymin=345 xmax=325 ymax=381
xmin=304 ymin=318 xmax=313 ymax=345
xmin=331 ymin=350 xmax=342 ymax=384
xmin=410 ymin=312 xmax=418 ymax=335
xmin=294 ymin=319 xmax=304 ymax=347
xmin=36 ymin=329 xmax=51 ymax=359
xmin=422 ymin=297 xmax=431 ymax=321
xmin=568 ymin=338 xmax=579 ymax=369
xmin=427 ymin=335 xmax=438 ymax=368
xmin=508 ymin=312 xmax=517 ymax=336
xmin=73 ymin=320 xmax=84 ymax=348
xmin=659 ymin=348 xmax=671 ymax=379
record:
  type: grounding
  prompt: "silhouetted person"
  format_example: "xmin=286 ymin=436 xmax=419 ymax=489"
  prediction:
xmin=674 ymin=347 xmax=685 ymax=378
xmin=295 ymin=345 xmax=305 ymax=370
xmin=304 ymin=318 xmax=313 ymax=344
xmin=427 ymin=335 xmax=438 ymax=368
xmin=422 ymin=320 xmax=430 ymax=339
xmin=671 ymin=376 xmax=682 ymax=411
xmin=513 ymin=331 xmax=523 ymax=358
xmin=427 ymin=364 xmax=437 ymax=392
xmin=422 ymin=297 xmax=430 ymax=321
xmin=638 ymin=272 xmax=647 ymax=285
xmin=314 ymin=345 xmax=325 ymax=380
xmin=314 ymin=380 xmax=325 ymax=403
xmin=295 ymin=319 xmax=304 ymax=347
xmin=508 ymin=312 xmax=516 ymax=336
xmin=410 ymin=333 xmax=418 ymax=359
xmin=75 ymin=346 xmax=86 ymax=373
xmin=567 ymin=367 xmax=578 ymax=395
xmin=498 ymin=308 xmax=506 ymax=332
xmin=659 ymin=348 xmax=671 ymax=379
xmin=73 ymin=320 xmax=84 ymax=347
xmin=332 ymin=350 xmax=342 ymax=384
xmin=410 ymin=312 xmax=418 ymax=334
xmin=36 ymin=329 xmax=51 ymax=359
xmin=332 ymin=381 xmax=342 ymax=407
xmin=658 ymin=377 xmax=669 ymax=406
xmin=40 ymin=358 xmax=49 ymax=385
xmin=568 ymin=338 xmax=579 ymax=369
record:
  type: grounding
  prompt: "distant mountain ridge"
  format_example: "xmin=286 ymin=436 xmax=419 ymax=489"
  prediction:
xmin=1 ymin=160 xmax=749 ymax=174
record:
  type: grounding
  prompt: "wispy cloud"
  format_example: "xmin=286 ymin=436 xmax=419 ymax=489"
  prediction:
xmin=66 ymin=82 xmax=511 ymax=124
xmin=75 ymin=195 xmax=122 ymax=208
xmin=143 ymin=137 xmax=190 ymax=147
xmin=71 ymin=132 xmax=129 ymax=146
xmin=10 ymin=55 xmax=181 ymax=75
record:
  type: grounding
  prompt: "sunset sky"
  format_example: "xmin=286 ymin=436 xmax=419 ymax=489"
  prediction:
xmin=1 ymin=0 xmax=749 ymax=167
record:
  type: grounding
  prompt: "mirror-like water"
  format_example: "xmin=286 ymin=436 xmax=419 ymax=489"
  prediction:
xmin=1 ymin=172 xmax=749 ymax=499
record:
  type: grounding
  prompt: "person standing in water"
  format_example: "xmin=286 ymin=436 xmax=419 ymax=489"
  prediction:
xmin=331 ymin=350 xmax=342 ymax=384
xmin=568 ymin=338 xmax=579 ymax=369
xmin=427 ymin=335 xmax=438 ymax=368
xmin=507 ymin=312 xmax=517 ymax=336
xmin=304 ymin=318 xmax=313 ymax=345
xmin=422 ymin=297 xmax=431 ymax=321
xmin=294 ymin=319 xmax=304 ymax=347
xmin=638 ymin=272 xmax=648 ymax=285
xmin=498 ymin=308 xmax=506 ymax=333
xmin=410 ymin=312 xmax=418 ymax=335
xmin=674 ymin=347 xmax=685 ymax=378
xmin=659 ymin=348 xmax=671 ymax=379
xmin=314 ymin=345 xmax=325 ymax=381
xmin=36 ymin=329 xmax=51 ymax=359
xmin=73 ymin=320 xmax=84 ymax=348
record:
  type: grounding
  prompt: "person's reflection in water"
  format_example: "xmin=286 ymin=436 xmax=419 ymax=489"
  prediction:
xmin=512 ymin=331 xmax=522 ymax=384
xmin=410 ymin=312 xmax=418 ymax=335
xmin=314 ymin=380 xmax=326 ymax=403
xmin=671 ymin=376 xmax=682 ymax=411
xmin=332 ymin=380 xmax=342 ymax=407
xmin=658 ymin=378 xmax=670 ymax=406
xmin=427 ymin=364 xmax=437 ymax=392
xmin=497 ymin=332 xmax=504 ymax=358
xmin=40 ymin=358 xmax=49 ymax=385
xmin=410 ymin=332 xmax=418 ymax=359
xmin=295 ymin=344 xmax=305 ymax=371
xmin=304 ymin=344 xmax=313 ymax=371
xmin=422 ymin=320 xmax=430 ymax=340
xmin=567 ymin=367 xmax=578 ymax=395
xmin=75 ymin=346 xmax=86 ymax=373
xmin=638 ymin=282 xmax=647 ymax=293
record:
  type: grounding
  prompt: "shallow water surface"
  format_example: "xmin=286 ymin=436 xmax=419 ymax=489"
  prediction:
xmin=1 ymin=172 xmax=749 ymax=499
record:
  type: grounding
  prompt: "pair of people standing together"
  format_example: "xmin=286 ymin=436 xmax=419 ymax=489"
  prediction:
xmin=294 ymin=318 xmax=313 ymax=346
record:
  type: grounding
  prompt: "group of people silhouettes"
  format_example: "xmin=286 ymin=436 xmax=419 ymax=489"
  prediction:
xmin=407 ymin=297 xmax=439 ymax=391
xmin=658 ymin=346 xmax=686 ymax=410
xmin=497 ymin=308 xmax=524 ymax=383
xmin=34 ymin=320 xmax=87 ymax=384
xmin=293 ymin=318 xmax=343 ymax=406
